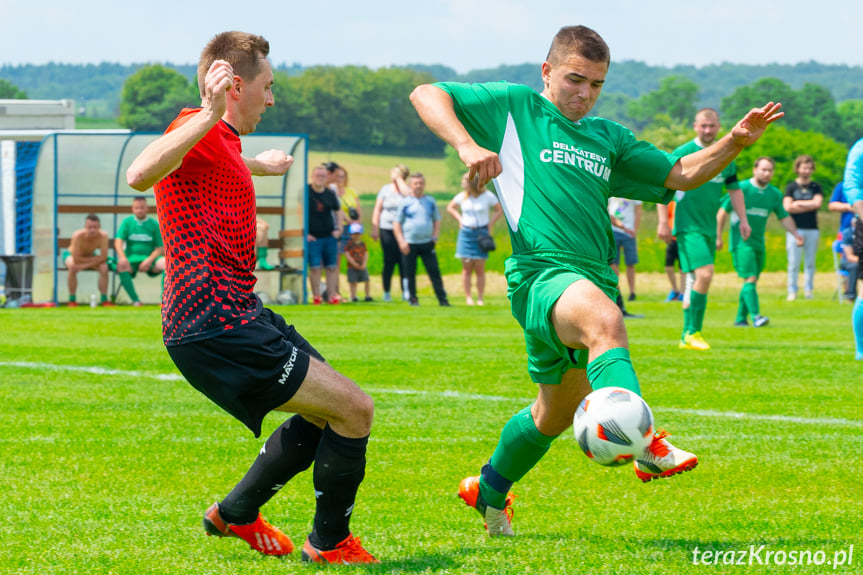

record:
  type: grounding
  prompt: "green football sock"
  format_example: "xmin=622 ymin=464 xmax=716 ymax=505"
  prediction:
xmin=100 ymin=293 xmax=108 ymax=303
xmin=690 ymin=290 xmax=708 ymax=333
xmin=257 ymin=247 xmax=274 ymax=270
xmin=119 ymin=271 xmax=139 ymax=303
xmin=481 ymin=406 xmax=557 ymax=509
xmin=742 ymin=282 xmax=759 ymax=316
xmin=69 ymin=294 xmax=77 ymax=302
xmin=736 ymin=287 xmax=748 ymax=323
xmin=586 ymin=347 xmax=640 ymax=395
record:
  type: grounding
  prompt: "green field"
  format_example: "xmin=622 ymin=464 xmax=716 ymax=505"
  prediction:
xmin=1 ymin=286 xmax=860 ymax=574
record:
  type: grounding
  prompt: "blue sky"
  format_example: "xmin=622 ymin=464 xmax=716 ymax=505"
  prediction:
xmin=1 ymin=0 xmax=860 ymax=71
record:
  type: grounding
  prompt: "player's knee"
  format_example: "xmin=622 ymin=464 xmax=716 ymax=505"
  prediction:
xmin=334 ymin=388 xmax=374 ymax=436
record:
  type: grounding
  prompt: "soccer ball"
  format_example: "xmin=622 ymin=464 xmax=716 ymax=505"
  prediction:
xmin=573 ymin=387 xmax=654 ymax=467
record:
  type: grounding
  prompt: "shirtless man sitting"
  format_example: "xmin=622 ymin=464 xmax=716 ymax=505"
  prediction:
xmin=64 ymin=214 xmax=114 ymax=307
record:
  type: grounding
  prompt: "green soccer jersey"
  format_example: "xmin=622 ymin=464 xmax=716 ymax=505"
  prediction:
xmin=436 ymin=81 xmax=676 ymax=263
xmin=720 ymin=178 xmax=787 ymax=252
xmin=672 ymin=139 xmax=739 ymax=238
xmin=116 ymin=216 xmax=163 ymax=259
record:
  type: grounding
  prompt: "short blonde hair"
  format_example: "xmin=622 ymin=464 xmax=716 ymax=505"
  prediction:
xmin=197 ymin=31 xmax=270 ymax=98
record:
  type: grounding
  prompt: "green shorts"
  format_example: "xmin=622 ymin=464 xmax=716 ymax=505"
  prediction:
xmin=108 ymin=256 xmax=162 ymax=278
xmin=677 ymin=231 xmax=717 ymax=273
xmin=731 ymin=245 xmax=764 ymax=279
xmin=506 ymin=251 xmax=619 ymax=386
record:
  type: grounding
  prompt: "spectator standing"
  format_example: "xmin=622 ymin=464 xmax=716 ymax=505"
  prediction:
xmin=840 ymin=221 xmax=859 ymax=302
xmin=783 ymin=155 xmax=823 ymax=300
xmin=662 ymin=201 xmax=685 ymax=302
xmin=393 ymin=172 xmax=451 ymax=307
xmin=371 ymin=165 xmax=410 ymax=302
xmin=114 ymin=196 xmax=166 ymax=305
xmin=330 ymin=164 xmax=361 ymax=285
xmin=446 ymin=173 xmax=503 ymax=305
xmin=607 ymin=196 xmax=641 ymax=302
xmin=307 ymin=165 xmax=343 ymax=304
xmin=344 ymin=223 xmax=373 ymax=302
xmin=828 ymin=182 xmax=855 ymax=239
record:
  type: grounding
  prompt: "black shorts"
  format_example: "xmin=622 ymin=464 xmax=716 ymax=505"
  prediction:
xmin=167 ymin=308 xmax=322 ymax=437
xmin=664 ymin=239 xmax=680 ymax=267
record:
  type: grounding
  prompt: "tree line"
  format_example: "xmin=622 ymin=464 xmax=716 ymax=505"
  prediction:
xmin=2 ymin=61 xmax=860 ymax=190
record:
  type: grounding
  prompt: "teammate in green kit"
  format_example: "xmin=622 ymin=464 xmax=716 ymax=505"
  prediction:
xmin=114 ymin=196 xmax=165 ymax=306
xmin=410 ymin=25 xmax=783 ymax=537
xmin=717 ymin=157 xmax=802 ymax=327
xmin=657 ymin=108 xmax=750 ymax=350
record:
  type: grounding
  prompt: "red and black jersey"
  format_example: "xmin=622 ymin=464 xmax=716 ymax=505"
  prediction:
xmin=154 ymin=108 xmax=261 ymax=345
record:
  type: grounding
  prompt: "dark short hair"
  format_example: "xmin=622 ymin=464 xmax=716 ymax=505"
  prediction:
xmin=409 ymin=172 xmax=425 ymax=180
xmin=754 ymin=156 xmax=775 ymax=168
xmin=324 ymin=161 xmax=341 ymax=173
xmin=547 ymin=26 xmax=610 ymax=65
xmin=132 ymin=195 xmax=148 ymax=202
xmin=794 ymin=155 xmax=815 ymax=172
xmin=85 ymin=213 xmax=100 ymax=224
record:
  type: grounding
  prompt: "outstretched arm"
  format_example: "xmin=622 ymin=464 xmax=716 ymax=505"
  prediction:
xmin=410 ymin=84 xmax=501 ymax=186
xmin=665 ymin=102 xmax=784 ymax=191
xmin=126 ymin=60 xmax=234 ymax=191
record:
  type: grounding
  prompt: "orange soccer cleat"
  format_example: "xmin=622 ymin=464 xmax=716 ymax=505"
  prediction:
xmin=634 ymin=430 xmax=698 ymax=483
xmin=301 ymin=534 xmax=379 ymax=564
xmin=458 ymin=475 xmax=516 ymax=537
xmin=203 ymin=502 xmax=293 ymax=556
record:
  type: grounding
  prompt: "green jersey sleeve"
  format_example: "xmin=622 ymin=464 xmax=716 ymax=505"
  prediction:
xmin=607 ymin=126 xmax=677 ymax=204
xmin=435 ymin=81 xmax=512 ymax=153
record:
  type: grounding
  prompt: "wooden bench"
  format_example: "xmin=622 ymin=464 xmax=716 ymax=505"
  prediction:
xmin=56 ymin=204 xmax=304 ymax=273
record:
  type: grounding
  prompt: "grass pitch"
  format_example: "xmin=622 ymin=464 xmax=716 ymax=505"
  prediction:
xmin=0 ymin=286 xmax=860 ymax=574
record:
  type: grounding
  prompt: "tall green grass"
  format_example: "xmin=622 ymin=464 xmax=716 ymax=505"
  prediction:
xmin=0 ymin=291 xmax=859 ymax=574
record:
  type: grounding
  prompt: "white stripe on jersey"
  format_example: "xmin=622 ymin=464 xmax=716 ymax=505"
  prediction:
xmin=493 ymin=113 xmax=525 ymax=232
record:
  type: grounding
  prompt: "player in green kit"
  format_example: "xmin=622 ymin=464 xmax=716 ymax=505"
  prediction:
xmin=114 ymin=196 xmax=165 ymax=306
xmin=717 ymin=157 xmax=802 ymax=327
xmin=411 ymin=25 xmax=783 ymax=537
xmin=658 ymin=108 xmax=751 ymax=350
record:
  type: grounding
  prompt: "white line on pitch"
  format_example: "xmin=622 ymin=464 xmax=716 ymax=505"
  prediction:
xmin=2 ymin=361 xmax=860 ymax=428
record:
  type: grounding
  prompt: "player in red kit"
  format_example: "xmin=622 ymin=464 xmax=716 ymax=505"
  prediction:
xmin=126 ymin=31 xmax=377 ymax=565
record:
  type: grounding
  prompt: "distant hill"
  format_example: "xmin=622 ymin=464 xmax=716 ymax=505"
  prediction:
xmin=1 ymin=60 xmax=861 ymax=119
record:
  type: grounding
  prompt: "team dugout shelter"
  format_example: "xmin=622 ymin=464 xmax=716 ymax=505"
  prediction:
xmin=20 ymin=131 xmax=308 ymax=305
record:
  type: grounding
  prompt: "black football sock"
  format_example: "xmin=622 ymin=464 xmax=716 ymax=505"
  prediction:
xmin=308 ymin=425 xmax=368 ymax=549
xmin=219 ymin=414 xmax=322 ymax=524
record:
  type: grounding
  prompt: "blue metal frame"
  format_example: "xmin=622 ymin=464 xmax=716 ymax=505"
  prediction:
xmin=47 ymin=131 xmax=309 ymax=305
